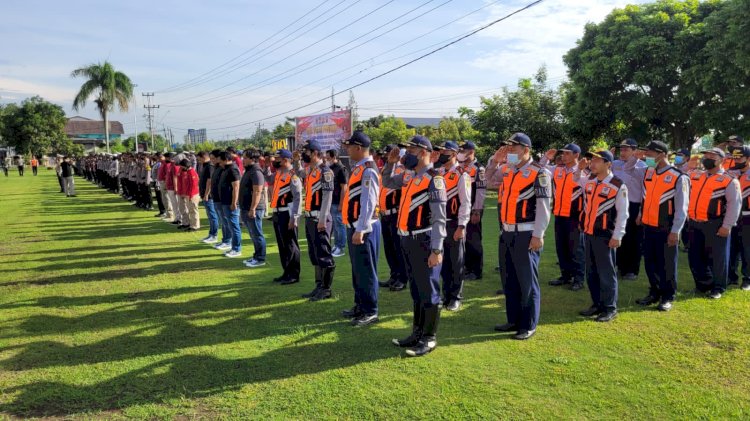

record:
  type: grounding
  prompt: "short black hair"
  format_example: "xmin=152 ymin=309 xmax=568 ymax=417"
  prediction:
xmin=226 ymin=147 xmax=237 ymax=154
xmin=197 ymin=151 xmax=207 ymax=158
xmin=179 ymin=159 xmax=190 ymax=168
xmin=326 ymin=149 xmax=339 ymax=159
xmin=209 ymin=149 xmax=222 ymax=158
xmin=218 ymin=151 xmax=231 ymax=162
xmin=243 ymin=149 xmax=261 ymax=160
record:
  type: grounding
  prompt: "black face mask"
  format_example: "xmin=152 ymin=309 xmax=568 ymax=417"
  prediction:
xmin=272 ymin=161 xmax=282 ymax=169
xmin=436 ymin=154 xmax=451 ymax=165
xmin=302 ymin=153 xmax=312 ymax=164
xmin=702 ymin=158 xmax=717 ymax=170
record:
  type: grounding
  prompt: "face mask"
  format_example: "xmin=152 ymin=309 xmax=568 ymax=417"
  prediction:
xmin=644 ymin=157 xmax=657 ymax=168
xmin=506 ymin=153 xmax=520 ymax=165
xmin=302 ymin=153 xmax=312 ymax=164
xmin=457 ymin=152 xmax=468 ymax=163
xmin=731 ymin=160 xmax=747 ymax=170
xmin=403 ymin=153 xmax=419 ymax=170
xmin=702 ymin=158 xmax=716 ymax=170
xmin=272 ymin=161 xmax=281 ymax=169
xmin=674 ymin=156 xmax=684 ymax=165
xmin=436 ymin=154 xmax=451 ymax=165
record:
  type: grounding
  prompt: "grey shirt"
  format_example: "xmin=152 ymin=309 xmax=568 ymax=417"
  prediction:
xmin=613 ymin=157 xmax=647 ymax=204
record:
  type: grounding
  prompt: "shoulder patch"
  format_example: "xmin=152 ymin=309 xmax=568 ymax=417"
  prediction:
xmin=609 ymin=176 xmax=623 ymax=188
xmin=433 ymin=176 xmax=445 ymax=190
xmin=324 ymin=171 xmax=333 ymax=183
xmin=537 ymin=172 xmax=550 ymax=187
xmin=364 ymin=161 xmax=376 ymax=169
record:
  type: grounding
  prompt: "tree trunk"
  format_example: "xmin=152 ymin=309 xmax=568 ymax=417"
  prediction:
xmin=104 ymin=110 xmax=110 ymax=154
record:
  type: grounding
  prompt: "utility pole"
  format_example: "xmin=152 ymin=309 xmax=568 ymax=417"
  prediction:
xmin=331 ymin=87 xmax=335 ymax=112
xmin=132 ymin=84 xmax=138 ymax=152
xmin=143 ymin=93 xmax=159 ymax=151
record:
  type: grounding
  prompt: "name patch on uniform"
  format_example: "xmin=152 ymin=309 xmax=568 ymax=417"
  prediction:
xmin=522 ymin=170 xmax=531 ymax=178
xmin=601 ymin=187 xmax=611 ymax=195
xmin=324 ymin=171 xmax=333 ymax=183
xmin=433 ymin=176 xmax=445 ymax=190
xmin=664 ymin=175 xmax=673 ymax=183
xmin=538 ymin=173 xmax=549 ymax=187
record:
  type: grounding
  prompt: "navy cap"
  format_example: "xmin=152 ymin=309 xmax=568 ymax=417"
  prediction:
xmin=342 ymin=131 xmax=371 ymax=147
xmin=728 ymin=135 xmax=745 ymax=144
xmin=731 ymin=146 xmax=750 ymax=158
xmin=642 ymin=140 xmax=669 ymax=154
xmin=459 ymin=141 xmax=477 ymax=151
xmin=675 ymin=148 xmax=690 ymax=156
xmin=435 ymin=141 xmax=459 ymax=152
xmin=585 ymin=150 xmax=614 ymax=163
xmin=504 ymin=133 xmax=532 ymax=147
xmin=406 ymin=135 xmax=433 ymax=152
xmin=303 ymin=139 xmax=322 ymax=152
xmin=383 ymin=144 xmax=398 ymax=153
xmin=560 ymin=143 xmax=581 ymax=154
xmin=701 ymin=147 xmax=725 ymax=158
xmin=619 ymin=138 xmax=638 ymax=148
xmin=275 ymin=149 xmax=293 ymax=159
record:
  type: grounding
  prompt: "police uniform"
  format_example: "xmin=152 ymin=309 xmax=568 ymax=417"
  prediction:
xmin=578 ymin=151 xmax=629 ymax=320
xmin=687 ymin=149 xmax=741 ymax=297
xmin=541 ymin=144 xmax=585 ymax=289
xmin=486 ymin=133 xmax=551 ymax=339
xmin=459 ymin=142 xmax=487 ymax=280
xmin=385 ymin=136 xmax=447 ymax=356
xmin=341 ymin=132 xmax=382 ymax=323
xmin=379 ymin=153 xmax=409 ymax=291
xmin=612 ymin=139 xmax=647 ymax=279
xmin=727 ymin=146 xmax=750 ymax=289
xmin=300 ymin=142 xmax=336 ymax=301
xmin=636 ymin=142 xmax=689 ymax=309
xmin=270 ymin=150 xmax=302 ymax=284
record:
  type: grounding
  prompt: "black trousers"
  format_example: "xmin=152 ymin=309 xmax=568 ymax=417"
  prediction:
xmin=729 ymin=222 xmax=750 ymax=284
xmin=401 ymin=233 xmax=442 ymax=306
xmin=381 ymin=214 xmax=408 ymax=283
xmin=304 ymin=217 xmax=334 ymax=268
xmin=585 ymin=235 xmax=618 ymax=312
xmin=32 ymin=166 xmax=38 ymax=175
xmin=441 ymin=222 xmax=465 ymax=302
xmin=464 ymin=210 xmax=484 ymax=277
xmin=688 ymin=220 xmax=729 ymax=293
xmin=272 ymin=211 xmax=301 ymax=281
xmin=17 ymin=166 xmax=23 ymax=176
xmin=616 ymin=201 xmax=643 ymax=275
xmin=643 ymin=226 xmax=678 ymax=301
xmin=153 ymin=184 xmax=165 ymax=213
xmin=57 ymin=174 xmax=64 ymax=191
xmin=553 ymin=215 xmax=584 ymax=283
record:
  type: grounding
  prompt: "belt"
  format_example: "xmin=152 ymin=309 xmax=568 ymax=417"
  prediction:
xmin=398 ymin=227 xmax=431 ymax=236
xmin=346 ymin=218 xmax=378 ymax=229
xmin=743 ymin=211 xmax=750 ymax=216
xmin=502 ymin=222 xmax=535 ymax=232
xmin=304 ymin=210 xmax=320 ymax=218
xmin=381 ymin=209 xmax=397 ymax=216
xmin=272 ymin=207 xmax=290 ymax=213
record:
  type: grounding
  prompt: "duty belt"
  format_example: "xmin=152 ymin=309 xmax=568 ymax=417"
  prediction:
xmin=304 ymin=210 xmax=320 ymax=218
xmin=346 ymin=217 xmax=378 ymax=229
xmin=272 ymin=207 xmax=290 ymax=213
xmin=502 ymin=222 xmax=535 ymax=232
xmin=381 ymin=209 xmax=397 ymax=216
xmin=397 ymin=227 xmax=431 ymax=237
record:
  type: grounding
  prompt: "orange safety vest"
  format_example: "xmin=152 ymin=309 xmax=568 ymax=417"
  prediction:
xmin=582 ymin=176 xmax=624 ymax=236
xmin=688 ymin=171 xmax=733 ymax=222
xmin=304 ymin=167 xmax=322 ymax=212
xmin=736 ymin=171 xmax=750 ymax=215
xmin=460 ymin=163 xmax=478 ymax=204
xmin=397 ymin=169 xmax=439 ymax=233
xmin=641 ymin=166 xmax=682 ymax=229
xmin=271 ymin=171 xmax=293 ymax=209
xmin=552 ymin=166 xmax=583 ymax=217
xmin=722 ymin=157 xmax=736 ymax=170
xmin=497 ymin=163 xmax=542 ymax=224
xmin=342 ymin=161 xmax=379 ymax=226
xmin=443 ymin=167 xmax=463 ymax=221
xmin=30 ymin=159 xmax=38 ymax=167
xmin=379 ymin=166 xmax=405 ymax=214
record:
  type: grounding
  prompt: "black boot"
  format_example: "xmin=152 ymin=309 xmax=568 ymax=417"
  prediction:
xmin=392 ymin=303 xmax=423 ymax=347
xmin=406 ymin=305 xmax=439 ymax=357
xmin=302 ymin=266 xmax=322 ymax=298
xmin=311 ymin=266 xmax=334 ymax=302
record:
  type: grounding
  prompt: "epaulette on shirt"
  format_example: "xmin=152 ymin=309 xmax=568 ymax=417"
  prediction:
xmin=364 ymin=161 xmax=377 ymax=170
xmin=609 ymin=176 xmax=624 ymax=188
xmin=430 ymin=172 xmax=447 ymax=202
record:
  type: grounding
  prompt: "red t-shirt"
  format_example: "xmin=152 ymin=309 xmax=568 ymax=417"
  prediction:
xmin=175 ymin=167 xmax=184 ymax=195
xmin=157 ymin=160 xmax=167 ymax=182
xmin=234 ymin=155 xmax=244 ymax=175
xmin=185 ymin=168 xmax=200 ymax=197
xmin=165 ymin=162 xmax=175 ymax=191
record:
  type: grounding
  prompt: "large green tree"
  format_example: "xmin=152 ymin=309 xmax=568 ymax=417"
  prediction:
xmin=0 ymin=96 xmax=68 ymax=156
xmin=71 ymin=61 xmax=134 ymax=154
xmin=563 ymin=0 xmax=730 ymax=148
xmin=362 ymin=115 xmax=413 ymax=150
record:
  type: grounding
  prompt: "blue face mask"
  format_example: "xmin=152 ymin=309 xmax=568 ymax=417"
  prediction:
xmin=403 ymin=152 xmax=419 ymax=170
xmin=674 ymin=156 xmax=684 ymax=165
xmin=644 ymin=157 xmax=657 ymax=168
xmin=506 ymin=153 xmax=520 ymax=165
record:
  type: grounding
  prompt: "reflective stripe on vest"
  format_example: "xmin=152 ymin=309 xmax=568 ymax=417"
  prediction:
xmin=582 ymin=177 xmax=623 ymax=236
xmin=498 ymin=165 xmax=539 ymax=224
xmin=641 ymin=167 xmax=680 ymax=229
xmin=304 ymin=167 xmax=322 ymax=212
xmin=397 ymin=172 xmax=432 ymax=232
xmin=552 ymin=166 xmax=583 ymax=217
xmin=688 ymin=172 xmax=732 ymax=221
xmin=271 ymin=171 xmax=292 ymax=209
xmin=342 ymin=162 xmax=380 ymax=225
xmin=379 ymin=166 xmax=404 ymax=213
xmin=444 ymin=168 xmax=462 ymax=220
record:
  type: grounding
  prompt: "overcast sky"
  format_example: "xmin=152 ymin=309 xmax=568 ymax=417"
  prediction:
xmin=0 ymin=0 xmax=647 ymax=141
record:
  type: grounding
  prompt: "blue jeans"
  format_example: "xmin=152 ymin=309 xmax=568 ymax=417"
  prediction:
xmin=241 ymin=208 xmax=266 ymax=261
xmin=215 ymin=203 xmax=230 ymax=244
xmin=330 ymin=203 xmax=346 ymax=250
xmin=203 ymin=199 xmax=219 ymax=237
xmin=221 ymin=204 xmax=242 ymax=252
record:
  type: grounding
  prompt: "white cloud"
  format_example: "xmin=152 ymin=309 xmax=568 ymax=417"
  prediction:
xmin=0 ymin=77 xmax=76 ymax=103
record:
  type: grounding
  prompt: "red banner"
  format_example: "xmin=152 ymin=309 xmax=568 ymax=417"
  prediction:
xmin=295 ymin=110 xmax=352 ymax=152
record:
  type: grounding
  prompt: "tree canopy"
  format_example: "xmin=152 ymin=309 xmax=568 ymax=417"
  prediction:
xmin=0 ymin=96 xmax=71 ymax=156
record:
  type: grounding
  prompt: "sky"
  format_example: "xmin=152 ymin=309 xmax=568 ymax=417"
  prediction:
xmin=0 ymin=0 xmax=648 ymax=142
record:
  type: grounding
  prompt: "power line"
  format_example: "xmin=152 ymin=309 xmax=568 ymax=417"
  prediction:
xmin=166 ymin=0 xmax=544 ymax=132
xmin=142 ymin=93 xmax=160 ymax=150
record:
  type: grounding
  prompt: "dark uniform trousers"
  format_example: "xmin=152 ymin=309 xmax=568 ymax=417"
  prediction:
xmin=381 ymin=214 xmax=408 ymax=284
xmin=643 ymin=226 xmax=678 ymax=301
xmin=585 ymin=235 xmax=618 ymax=312
xmin=153 ymin=183 xmax=165 ymax=214
xmin=554 ymin=215 xmax=584 ymax=283
xmin=305 ymin=217 xmax=335 ymax=290
xmin=401 ymin=232 xmax=442 ymax=339
xmin=464 ymin=211 xmax=483 ymax=278
xmin=689 ymin=219 xmax=730 ymax=293
xmin=347 ymin=221 xmax=381 ymax=316
xmin=272 ymin=210 xmax=301 ymax=281
xmin=729 ymin=221 xmax=750 ymax=284
xmin=441 ymin=221 xmax=465 ymax=303
xmin=617 ymin=201 xmax=643 ymax=275
xmin=500 ymin=230 xmax=541 ymax=331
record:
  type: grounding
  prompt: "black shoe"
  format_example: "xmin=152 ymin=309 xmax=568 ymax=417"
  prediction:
xmin=379 ymin=279 xmax=392 ymax=288
xmin=154 ymin=213 xmax=164 ymax=217
xmin=595 ymin=310 xmax=618 ymax=322
xmin=741 ymin=281 xmax=750 ymax=291
xmin=309 ymin=289 xmax=332 ymax=302
xmin=351 ymin=314 xmax=379 ymax=327
xmin=657 ymin=300 xmax=673 ymax=312
xmin=707 ymin=290 xmax=722 ymax=299
xmin=178 ymin=225 xmax=189 ymax=230
xmin=514 ymin=329 xmax=536 ymax=340
xmin=445 ymin=300 xmax=461 ymax=312
xmin=496 ymin=289 xmax=504 ymax=295
xmin=273 ymin=276 xmax=286 ymax=283
xmin=405 ymin=337 xmax=436 ymax=357
xmin=341 ymin=306 xmax=362 ymax=319
xmin=569 ymin=282 xmax=584 ymax=291
xmin=302 ymin=286 xmax=321 ymax=299
xmin=280 ymin=278 xmax=299 ymax=285
xmin=186 ymin=228 xmax=198 ymax=232
xmin=171 ymin=220 xmax=181 ymax=225
xmin=390 ymin=281 xmax=406 ymax=291
xmin=549 ymin=277 xmax=571 ymax=286
xmin=494 ymin=323 xmax=517 ymax=332
xmin=464 ymin=273 xmax=479 ymax=281
xmin=392 ymin=328 xmax=422 ymax=348
xmin=636 ymin=295 xmax=660 ymax=306
xmin=579 ymin=305 xmax=601 ymax=317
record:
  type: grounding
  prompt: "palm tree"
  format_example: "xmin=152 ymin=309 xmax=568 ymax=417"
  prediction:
xmin=71 ymin=61 xmax=133 ymax=154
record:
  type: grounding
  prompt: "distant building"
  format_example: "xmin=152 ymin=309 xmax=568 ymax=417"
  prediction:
xmin=398 ymin=117 xmax=442 ymax=129
xmin=184 ymin=128 xmax=207 ymax=146
xmin=65 ymin=116 xmax=124 ymax=152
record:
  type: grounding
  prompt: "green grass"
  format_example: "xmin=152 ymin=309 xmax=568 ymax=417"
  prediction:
xmin=0 ymin=170 xmax=749 ymax=419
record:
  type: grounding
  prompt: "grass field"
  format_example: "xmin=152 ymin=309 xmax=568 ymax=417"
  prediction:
xmin=0 ymin=170 xmax=749 ymax=419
